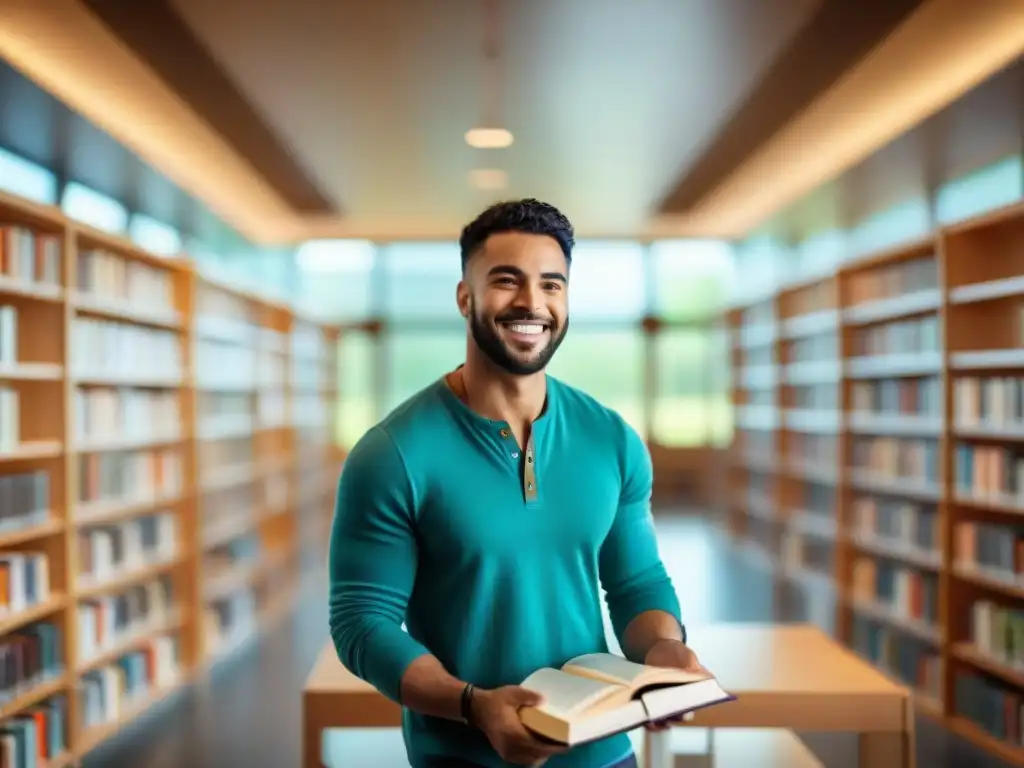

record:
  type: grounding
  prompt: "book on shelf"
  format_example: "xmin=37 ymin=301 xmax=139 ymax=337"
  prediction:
xmin=852 ymin=436 xmax=940 ymax=487
xmin=0 ymin=305 xmax=16 ymax=365
xmin=853 ymin=316 xmax=940 ymax=356
xmin=0 ymin=471 xmax=49 ymax=532
xmin=853 ymin=497 xmax=940 ymax=555
xmin=0 ymin=386 xmax=19 ymax=452
xmin=780 ymin=531 xmax=832 ymax=578
xmin=0 ymin=554 xmax=50 ymax=615
xmin=788 ymin=331 xmax=838 ymax=364
xmin=78 ymin=513 xmax=177 ymax=586
xmin=955 ymin=671 xmax=1023 ymax=749
xmin=852 ymin=377 xmax=941 ymax=417
xmin=79 ymin=636 xmax=179 ymax=729
xmin=851 ymin=558 xmax=939 ymax=633
xmin=79 ymin=576 xmax=174 ymax=662
xmin=75 ymin=388 xmax=180 ymax=445
xmin=78 ymin=450 xmax=182 ymax=513
xmin=198 ymin=393 xmax=252 ymax=439
xmin=955 ymin=376 xmax=1024 ymax=428
xmin=0 ymin=621 xmax=62 ymax=702
xmin=205 ymin=537 xmax=260 ymax=580
xmin=0 ymin=695 xmax=67 ymax=766
xmin=0 ymin=227 xmax=61 ymax=287
xmin=518 ymin=653 xmax=734 ymax=746
xmin=847 ymin=257 xmax=938 ymax=304
xmin=955 ymin=444 xmax=1024 ymax=501
xmin=971 ymin=599 xmax=1024 ymax=668
xmin=203 ymin=593 xmax=258 ymax=651
xmin=195 ymin=337 xmax=256 ymax=389
xmin=953 ymin=521 xmax=1022 ymax=581
xmin=851 ymin=616 xmax=940 ymax=698
xmin=76 ymin=248 xmax=174 ymax=311
xmin=204 ymin=591 xmax=258 ymax=649
xmin=71 ymin=319 xmax=181 ymax=382
xmin=787 ymin=434 xmax=838 ymax=471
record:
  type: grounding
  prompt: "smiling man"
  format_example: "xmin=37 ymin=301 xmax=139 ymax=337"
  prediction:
xmin=329 ymin=199 xmax=699 ymax=768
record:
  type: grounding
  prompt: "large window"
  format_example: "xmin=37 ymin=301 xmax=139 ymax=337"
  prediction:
xmin=383 ymin=329 xmax=466 ymax=415
xmin=307 ymin=237 xmax=741 ymax=447
xmin=337 ymin=330 xmax=377 ymax=449
xmin=296 ymin=240 xmax=376 ymax=321
xmin=128 ymin=213 xmax=182 ymax=257
xmin=649 ymin=240 xmax=734 ymax=321
xmin=546 ymin=329 xmax=646 ymax=436
xmin=652 ymin=329 xmax=711 ymax=447
xmin=0 ymin=147 xmax=57 ymax=204
xmin=708 ymin=324 xmax=733 ymax=447
xmin=566 ymin=241 xmax=647 ymax=321
xmin=61 ymin=181 xmax=128 ymax=233
xmin=380 ymin=242 xmax=462 ymax=321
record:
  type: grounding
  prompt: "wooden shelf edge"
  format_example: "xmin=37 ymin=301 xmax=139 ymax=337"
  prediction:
xmin=947 ymin=714 xmax=1024 ymax=765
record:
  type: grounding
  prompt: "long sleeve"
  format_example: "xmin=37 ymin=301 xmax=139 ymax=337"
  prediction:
xmin=598 ymin=419 xmax=682 ymax=645
xmin=328 ymin=426 xmax=430 ymax=702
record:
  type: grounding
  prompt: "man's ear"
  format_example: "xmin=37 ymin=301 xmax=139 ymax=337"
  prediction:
xmin=456 ymin=280 xmax=470 ymax=318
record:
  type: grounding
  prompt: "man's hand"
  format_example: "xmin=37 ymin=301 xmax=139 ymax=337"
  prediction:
xmin=642 ymin=639 xmax=710 ymax=732
xmin=471 ymin=686 xmax=567 ymax=765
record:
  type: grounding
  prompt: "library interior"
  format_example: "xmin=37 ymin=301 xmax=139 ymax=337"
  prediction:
xmin=1 ymin=0 xmax=1024 ymax=766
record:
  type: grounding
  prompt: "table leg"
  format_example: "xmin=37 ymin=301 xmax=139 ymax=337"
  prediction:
xmin=642 ymin=729 xmax=673 ymax=768
xmin=857 ymin=732 xmax=911 ymax=768
xmin=302 ymin=704 xmax=328 ymax=768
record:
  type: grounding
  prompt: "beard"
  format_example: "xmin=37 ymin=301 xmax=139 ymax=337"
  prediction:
xmin=468 ymin=298 xmax=569 ymax=376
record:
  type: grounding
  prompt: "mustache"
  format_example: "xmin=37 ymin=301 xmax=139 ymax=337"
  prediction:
xmin=494 ymin=311 xmax=553 ymax=326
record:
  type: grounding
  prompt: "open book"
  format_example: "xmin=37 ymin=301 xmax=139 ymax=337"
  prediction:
xmin=519 ymin=653 xmax=734 ymax=746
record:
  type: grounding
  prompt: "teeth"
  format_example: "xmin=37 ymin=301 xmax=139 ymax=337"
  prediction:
xmin=506 ymin=323 xmax=544 ymax=335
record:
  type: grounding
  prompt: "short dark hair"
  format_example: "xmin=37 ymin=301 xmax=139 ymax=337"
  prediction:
xmin=458 ymin=198 xmax=575 ymax=272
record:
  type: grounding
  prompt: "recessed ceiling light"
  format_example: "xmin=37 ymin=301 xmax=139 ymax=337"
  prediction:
xmin=465 ymin=127 xmax=513 ymax=149
xmin=469 ymin=168 xmax=508 ymax=190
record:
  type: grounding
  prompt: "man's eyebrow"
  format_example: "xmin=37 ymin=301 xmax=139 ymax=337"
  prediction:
xmin=487 ymin=265 xmax=567 ymax=283
xmin=540 ymin=272 xmax=567 ymax=283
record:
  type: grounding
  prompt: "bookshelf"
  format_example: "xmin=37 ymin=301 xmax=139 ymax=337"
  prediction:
xmin=724 ymin=201 xmax=1024 ymax=764
xmin=0 ymin=189 xmax=337 ymax=766
xmin=728 ymin=299 xmax=780 ymax=572
xmin=777 ymin=277 xmax=842 ymax=633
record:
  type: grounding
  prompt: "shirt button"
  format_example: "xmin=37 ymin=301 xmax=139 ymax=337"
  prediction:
xmin=527 ymin=482 xmax=534 ymax=490
xmin=512 ymin=452 xmax=519 ymax=459
xmin=527 ymin=455 xmax=533 ymax=463
xmin=499 ymin=429 xmax=510 ymax=438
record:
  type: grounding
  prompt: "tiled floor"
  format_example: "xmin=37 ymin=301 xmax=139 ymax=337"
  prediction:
xmin=88 ymin=516 xmax=1012 ymax=767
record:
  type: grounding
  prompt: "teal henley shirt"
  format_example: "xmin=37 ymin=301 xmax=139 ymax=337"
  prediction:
xmin=328 ymin=375 xmax=682 ymax=768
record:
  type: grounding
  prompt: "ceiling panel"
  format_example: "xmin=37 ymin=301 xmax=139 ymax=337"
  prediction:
xmin=167 ymin=0 xmax=819 ymax=233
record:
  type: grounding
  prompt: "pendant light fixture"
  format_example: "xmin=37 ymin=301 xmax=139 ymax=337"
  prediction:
xmin=465 ymin=0 xmax=512 ymax=151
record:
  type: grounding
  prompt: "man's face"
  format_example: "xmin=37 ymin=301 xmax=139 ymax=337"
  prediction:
xmin=458 ymin=231 xmax=570 ymax=376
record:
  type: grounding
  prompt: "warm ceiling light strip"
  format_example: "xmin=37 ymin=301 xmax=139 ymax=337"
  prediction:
xmin=687 ymin=0 xmax=1024 ymax=238
xmin=0 ymin=0 xmax=300 ymax=243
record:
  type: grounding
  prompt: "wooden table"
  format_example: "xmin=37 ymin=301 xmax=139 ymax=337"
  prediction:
xmin=303 ymin=644 xmax=402 ymax=767
xmin=302 ymin=624 xmax=914 ymax=768
xmin=644 ymin=624 xmax=914 ymax=768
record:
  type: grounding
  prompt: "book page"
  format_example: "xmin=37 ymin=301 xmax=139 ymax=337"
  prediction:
xmin=641 ymin=678 xmax=735 ymax=722
xmin=562 ymin=653 xmax=657 ymax=685
xmin=520 ymin=667 xmax=624 ymax=717
xmin=563 ymin=653 xmax=708 ymax=688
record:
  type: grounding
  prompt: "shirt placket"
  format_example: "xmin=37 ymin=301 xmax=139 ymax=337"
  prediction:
xmin=498 ymin=426 xmax=539 ymax=503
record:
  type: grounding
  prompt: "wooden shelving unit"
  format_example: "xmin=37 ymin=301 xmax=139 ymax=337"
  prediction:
xmin=727 ymin=299 xmax=780 ymax=571
xmin=291 ymin=317 xmax=339 ymax=570
xmin=777 ymin=276 xmax=842 ymax=635
xmin=0 ymin=189 xmax=337 ymax=765
xmin=724 ymin=201 xmax=1024 ymax=764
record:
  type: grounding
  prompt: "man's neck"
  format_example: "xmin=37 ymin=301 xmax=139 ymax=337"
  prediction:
xmin=455 ymin=352 xmax=547 ymax=428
